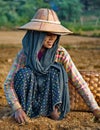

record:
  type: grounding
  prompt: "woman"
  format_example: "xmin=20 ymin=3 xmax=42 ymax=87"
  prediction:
xmin=4 ymin=8 xmax=100 ymax=124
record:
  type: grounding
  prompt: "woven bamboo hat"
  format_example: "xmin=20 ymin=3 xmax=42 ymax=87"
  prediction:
xmin=19 ymin=8 xmax=72 ymax=35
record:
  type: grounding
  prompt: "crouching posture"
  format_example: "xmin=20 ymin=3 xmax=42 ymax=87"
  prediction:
xmin=13 ymin=30 xmax=70 ymax=120
xmin=4 ymin=8 xmax=100 ymax=124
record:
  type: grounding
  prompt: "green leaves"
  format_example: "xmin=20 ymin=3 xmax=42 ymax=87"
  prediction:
xmin=0 ymin=0 xmax=99 ymax=30
xmin=0 ymin=0 xmax=50 ymax=29
xmin=53 ymin=0 xmax=82 ymax=21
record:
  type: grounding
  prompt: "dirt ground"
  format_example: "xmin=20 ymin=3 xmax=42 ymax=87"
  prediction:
xmin=0 ymin=31 xmax=100 ymax=130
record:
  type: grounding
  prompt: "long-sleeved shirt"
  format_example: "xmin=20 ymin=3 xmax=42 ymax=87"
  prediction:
xmin=4 ymin=45 xmax=100 ymax=112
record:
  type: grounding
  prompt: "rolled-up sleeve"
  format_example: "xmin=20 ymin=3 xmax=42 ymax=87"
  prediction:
xmin=56 ymin=46 xmax=100 ymax=111
xmin=4 ymin=49 xmax=26 ymax=112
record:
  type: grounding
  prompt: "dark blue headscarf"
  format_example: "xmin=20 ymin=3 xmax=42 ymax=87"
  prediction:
xmin=22 ymin=31 xmax=60 ymax=74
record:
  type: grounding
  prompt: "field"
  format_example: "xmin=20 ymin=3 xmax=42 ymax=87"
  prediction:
xmin=0 ymin=31 xmax=100 ymax=130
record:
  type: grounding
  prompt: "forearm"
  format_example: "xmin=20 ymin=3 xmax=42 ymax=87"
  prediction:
xmin=77 ymin=82 xmax=99 ymax=111
xmin=4 ymin=50 xmax=25 ymax=112
xmin=4 ymin=79 xmax=22 ymax=111
xmin=67 ymin=58 xmax=100 ymax=111
xmin=56 ymin=46 xmax=100 ymax=111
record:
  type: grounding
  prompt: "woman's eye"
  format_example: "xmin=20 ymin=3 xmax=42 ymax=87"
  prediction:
xmin=47 ymin=33 xmax=51 ymax=36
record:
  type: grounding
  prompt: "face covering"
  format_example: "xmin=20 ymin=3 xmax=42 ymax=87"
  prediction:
xmin=22 ymin=30 xmax=60 ymax=74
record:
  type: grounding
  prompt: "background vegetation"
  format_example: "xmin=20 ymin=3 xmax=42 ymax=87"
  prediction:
xmin=0 ymin=0 xmax=100 ymax=35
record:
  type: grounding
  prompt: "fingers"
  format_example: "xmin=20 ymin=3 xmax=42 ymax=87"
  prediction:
xmin=93 ymin=109 xmax=100 ymax=119
xmin=14 ymin=109 xmax=28 ymax=124
xmin=49 ymin=107 xmax=60 ymax=120
xmin=16 ymin=116 xmax=22 ymax=124
xmin=21 ymin=111 xmax=28 ymax=123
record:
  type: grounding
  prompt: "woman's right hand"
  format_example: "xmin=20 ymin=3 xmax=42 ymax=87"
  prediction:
xmin=14 ymin=108 xmax=28 ymax=124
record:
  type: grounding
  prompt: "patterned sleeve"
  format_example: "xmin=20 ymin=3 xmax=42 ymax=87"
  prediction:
xmin=56 ymin=46 xmax=100 ymax=111
xmin=4 ymin=49 xmax=26 ymax=112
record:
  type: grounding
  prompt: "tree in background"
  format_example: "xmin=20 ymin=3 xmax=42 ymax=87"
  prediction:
xmin=16 ymin=0 xmax=50 ymax=24
xmin=80 ymin=0 xmax=100 ymax=12
xmin=0 ymin=0 xmax=21 ymax=26
xmin=49 ymin=0 xmax=82 ymax=21
xmin=0 ymin=0 xmax=50 ymax=28
xmin=0 ymin=0 xmax=100 ymax=29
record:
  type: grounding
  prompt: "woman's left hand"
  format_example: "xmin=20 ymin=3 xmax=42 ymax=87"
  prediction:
xmin=14 ymin=108 xmax=28 ymax=124
xmin=93 ymin=109 xmax=100 ymax=119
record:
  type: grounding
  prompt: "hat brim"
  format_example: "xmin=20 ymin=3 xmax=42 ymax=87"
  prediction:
xmin=18 ymin=21 xmax=73 ymax=35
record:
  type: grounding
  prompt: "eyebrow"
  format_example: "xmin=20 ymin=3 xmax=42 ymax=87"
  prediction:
xmin=47 ymin=33 xmax=57 ymax=36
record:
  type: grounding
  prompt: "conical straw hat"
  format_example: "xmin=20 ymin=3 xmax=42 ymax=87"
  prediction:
xmin=19 ymin=8 xmax=72 ymax=35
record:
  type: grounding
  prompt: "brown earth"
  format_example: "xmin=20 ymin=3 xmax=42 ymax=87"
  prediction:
xmin=0 ymin=31 xmax=100 ymax=130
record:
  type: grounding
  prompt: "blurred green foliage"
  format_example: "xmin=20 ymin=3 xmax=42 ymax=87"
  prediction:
xmin=53 ymin=0 xmax=82 ymax=21
xmin=0 ymin=0 xmax=50 ymax=28
xmin=0 ymin=0 xmax=100 ymax=33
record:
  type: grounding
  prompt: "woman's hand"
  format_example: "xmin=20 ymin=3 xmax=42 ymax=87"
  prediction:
xmin=14 ymin=108 xmax=28 ymax=124
xmin=93 ymin=109 xmax=100 ymax=119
